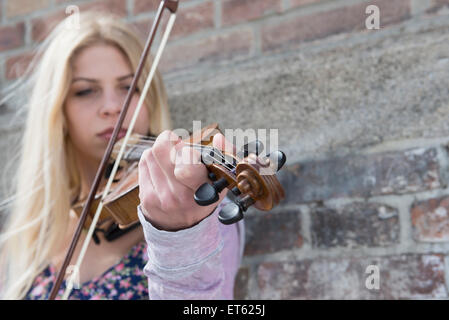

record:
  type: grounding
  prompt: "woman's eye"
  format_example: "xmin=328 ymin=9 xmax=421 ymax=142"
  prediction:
xmin=121 ymin=85 xmax=140 ymax=94
xmin=75 ymin=88 xmax=94 ymax=97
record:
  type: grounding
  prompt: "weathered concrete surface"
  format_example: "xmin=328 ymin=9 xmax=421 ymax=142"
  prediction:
xmin=164 ymin=11 xmax=449 ymax=164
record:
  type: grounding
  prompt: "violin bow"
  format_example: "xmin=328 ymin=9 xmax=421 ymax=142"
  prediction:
xmin=48 ymin=0 xmax=179 ymax=300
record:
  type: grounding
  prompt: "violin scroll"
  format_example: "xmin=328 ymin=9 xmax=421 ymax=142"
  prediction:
xmin=194 ymin=140 xmax=287 ymax=225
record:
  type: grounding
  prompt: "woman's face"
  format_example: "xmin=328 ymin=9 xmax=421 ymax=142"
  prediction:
xmin=64 ymin=44 xmax=150 ymax=164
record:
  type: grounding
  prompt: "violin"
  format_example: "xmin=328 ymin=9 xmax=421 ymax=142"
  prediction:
xmin=50 ymin=0 xmax=286 ymax=300
xmin=71 ymin=122 xmax=286 ymax=234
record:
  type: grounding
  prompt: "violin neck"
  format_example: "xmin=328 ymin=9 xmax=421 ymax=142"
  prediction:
xmin=116 ymin=139 xmax=213 ymax=163
xmin=122 ymin=143 xmax=152 ymax=162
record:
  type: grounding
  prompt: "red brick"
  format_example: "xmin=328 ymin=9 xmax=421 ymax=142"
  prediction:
xmin=31 ymin=10 xmax=66 ymax=43
xmin=169 ymin=1 xmax=214 ymax=39
xmin=290 ymin=0 xmax=322 ymax=8
xmin=256 ymin=254 xmax=447 ymax=299
xmin=278 ymin=147 xmax=441 ymax=204
xmin=411 ymin=196 xmax=449 ymax=242
xmin=32 ymin=0 xmax=128 ymax=43
xmin=132 ymin=18 xmax=155 ymax=42
xmin=0 ymin=23 xmax=25 ymax=52
xmin=6 ymin=0 xmax=51 ymax=18
xmin=134 ymin=0 xmax=160 ymax=14
xmin=428 ymin=0 xmax=449 ymax=12
xmin=244 ymin=209 xmax=303 ymax=256
xmin=5 ymin=52 xmax=35 ymax=80
xmin=159 ymin=28 xmax=253 ymax=73
xmin=222 ymin=0 xmax=282 ymax=26
xmin=78 ymin=0 xmax=127 ymax=16
xmin=154 ymin=1 xmax=214 ymax=40
xmin=134 ymin=0 xmax=197 ymax=14
xmin=311 ymin=202 xmax=399 ymax=248
xmin=262 ymin=0 xmax=410 ymax=52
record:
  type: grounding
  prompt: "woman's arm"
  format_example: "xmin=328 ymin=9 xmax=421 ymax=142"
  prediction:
xmin=137 ymin=196 xmax=245 ymax=299
xmin=137 ymin=130 xmax=244 ymax=298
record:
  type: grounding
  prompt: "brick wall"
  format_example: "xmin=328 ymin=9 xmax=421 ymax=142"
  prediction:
xmin=1 ymin=0 xmax=449 ymax=300
xmin=237 ymin=143 xmax=449 ymax=299
xmin=0 ymin=0 xmax=447 ymax=82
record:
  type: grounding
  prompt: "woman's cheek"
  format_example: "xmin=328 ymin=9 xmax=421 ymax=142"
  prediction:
xmin=127 ymin=99 xmax=150 ymax=135
xmin=65 ymin=102 xmax=98 ymax=150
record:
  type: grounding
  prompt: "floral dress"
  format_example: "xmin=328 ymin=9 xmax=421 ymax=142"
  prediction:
xmin=26 ymin=241 xmax=149 ymax=300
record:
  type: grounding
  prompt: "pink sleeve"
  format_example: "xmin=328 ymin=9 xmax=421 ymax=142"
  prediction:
xmin=137 ymin=197 xmax=245 ymax=300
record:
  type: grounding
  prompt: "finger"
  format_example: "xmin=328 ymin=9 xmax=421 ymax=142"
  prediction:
xmin=210 ymin=133 xmax=238 ymax=169
xmin=138 ymin=151 xmax=161 ymax=210
xmin=174 ymin=142 xmax=208 ymax=191
xmin=146 ymin=149 xmax=173 ymax=201
xmin=151 ymin=130 xmax=181 ymax=181
xmin=212 ymin=132 xmax=235 ymax=154
xmin=212 ymin=133 xmax=236 ymax=155
xmin=138 ymin=156 xmax=173 ymax=227
xmin=147 ymin=148 xmax=197 ymax=212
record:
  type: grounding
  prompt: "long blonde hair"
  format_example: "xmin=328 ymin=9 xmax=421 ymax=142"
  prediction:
xmin=0 ymin=12 xmax=171 ymax=299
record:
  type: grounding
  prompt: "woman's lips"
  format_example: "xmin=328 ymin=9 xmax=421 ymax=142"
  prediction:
xmin=97 ymin=128 xmax=128 ymax=140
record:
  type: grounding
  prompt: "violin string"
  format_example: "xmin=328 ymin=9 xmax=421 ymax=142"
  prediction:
xmin=110 ymin=131 xmax=240 ymax=171
xmin=114 ymin=140 xmax=237 ymax=170
xmin=114 ymin=135 xmax=234 ymax=163
xmin=113 ymin=138 xmax=225 ymax=158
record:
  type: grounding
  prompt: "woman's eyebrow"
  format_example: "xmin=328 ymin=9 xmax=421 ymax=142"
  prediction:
xmin=117 ymin=74 xmax=134 ymax=81
xmin=72 ymin=77 xmax=97 ymax=83
xmin=72 ymin=74 xmax=134 ymax=83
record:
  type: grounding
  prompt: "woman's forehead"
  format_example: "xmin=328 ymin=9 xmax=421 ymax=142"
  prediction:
xmin=72 ymin=43 xmax=132 ymax=80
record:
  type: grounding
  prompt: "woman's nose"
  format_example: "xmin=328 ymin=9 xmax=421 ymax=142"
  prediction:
xmin=99 ymin=91 xmax=123 ymax=117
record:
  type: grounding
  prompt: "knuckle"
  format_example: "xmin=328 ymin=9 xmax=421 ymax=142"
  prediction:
xmin=159 ymin=130 xmax=172 ymax=139
xmin=159 ymin=192 xmax=179 ymax=212
xmin=141 ymin=190 xmax=158 ymax=209
xmin=138 ymin=153 xmax=147 ymax=169
xmin=140 ymin=149 xmax=153 ymax=164
xmin=151 ymin=141 xmax=166 ymax=160
xmin=174 ymin=166 xmax=193 ymax=182
xmin=153 ymin=130 xmax=179 ymax=159
xmin=179 ymin=147 xmax=200 ymax=165
xmin=163 ymin=129 xmax=180 ymax=142
xmin=178 ymin=188 xmax=193 ymax=204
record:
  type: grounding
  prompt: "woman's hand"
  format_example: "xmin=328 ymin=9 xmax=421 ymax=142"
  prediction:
xmin=138 ymin=130 xmax=232 ymax=231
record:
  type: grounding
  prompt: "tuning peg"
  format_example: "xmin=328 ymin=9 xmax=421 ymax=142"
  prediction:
xmin=236 ymin=140 xmax=264 ymax=159
xmin=267 ymin=150 xmax=286 ymax=172
xmin=231 ymin=186 xmax=241 ymax=196
xmin=194 ymin=177 xmax=229 ymax=206
xmin=218 ymin=194 xmax=255 ymax=225
xmin=218 ymin=202 xmax=244 ymax=225
xmin=208 ymin=172 xmax=217 ymax=181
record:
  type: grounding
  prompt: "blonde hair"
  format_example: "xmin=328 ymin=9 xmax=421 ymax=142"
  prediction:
xmin=0 ymin=12 xmax=171 ymax=299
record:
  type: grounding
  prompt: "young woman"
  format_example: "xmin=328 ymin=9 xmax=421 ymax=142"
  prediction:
xmin=0 ymin=12 xmax=244 ymax=300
